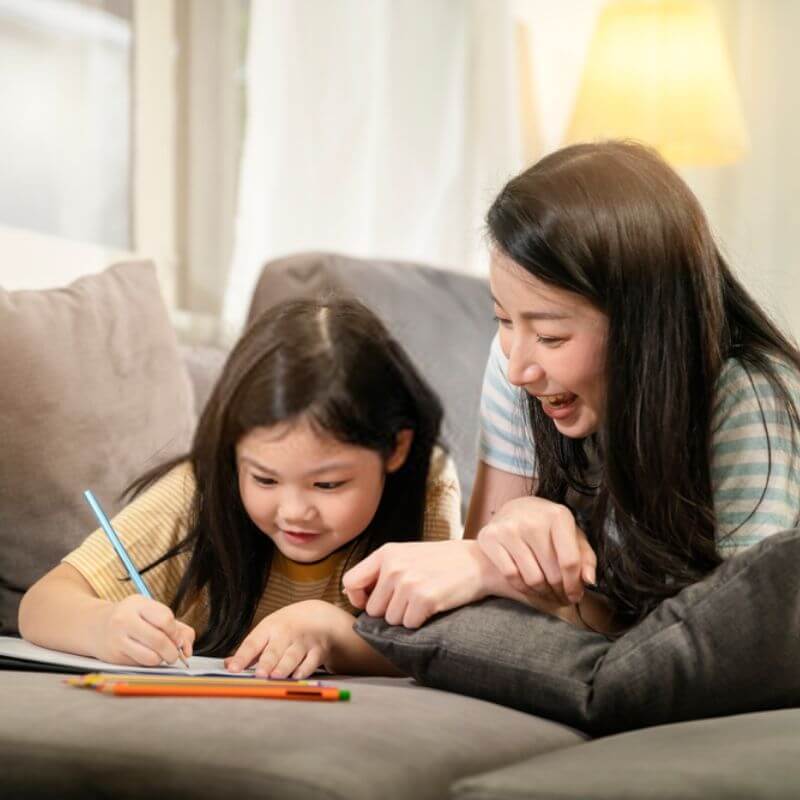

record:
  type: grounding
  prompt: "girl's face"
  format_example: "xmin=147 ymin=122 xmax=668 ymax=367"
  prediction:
xmin=490 ymin=250 xmax=608 ymax=439
xmin=236 ymin=416 xmax=410 ymax=563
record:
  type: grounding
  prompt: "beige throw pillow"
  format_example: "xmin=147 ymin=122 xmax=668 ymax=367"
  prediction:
xmin=0 ymin=261 xmax=195 ymax=633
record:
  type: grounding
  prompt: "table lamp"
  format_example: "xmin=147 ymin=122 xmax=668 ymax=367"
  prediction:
xmin=564 ymin=0 xmax=748 ymax=166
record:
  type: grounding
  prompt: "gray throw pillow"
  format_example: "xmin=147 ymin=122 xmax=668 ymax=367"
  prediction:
xmin=355 ymin=528 xmax=800 ymax=735
xmin=0 ymin=262 xmax=195 ymax=634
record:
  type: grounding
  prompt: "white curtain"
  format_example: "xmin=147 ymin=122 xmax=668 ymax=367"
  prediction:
xmin=223 ymin=0 xmax=800 ymax=341
xmin=223 ymin=0 xmax=528 ymax=336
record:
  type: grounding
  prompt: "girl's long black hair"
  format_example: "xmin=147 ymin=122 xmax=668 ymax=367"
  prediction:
xmin=487 ymin=140 xmax=800 ymax=623
xmin=127 ymin=297 xmax=443 ymax=655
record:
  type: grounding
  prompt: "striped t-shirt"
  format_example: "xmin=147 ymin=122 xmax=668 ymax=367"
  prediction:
xmin=63 ymin=447 xmax=461 ymax=632
xmin=478 ymin=333 xmax=800 ymax=557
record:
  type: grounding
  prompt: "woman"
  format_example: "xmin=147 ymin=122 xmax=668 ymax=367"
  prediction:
xmin=343 ymin=140 xmax=800 ymax=634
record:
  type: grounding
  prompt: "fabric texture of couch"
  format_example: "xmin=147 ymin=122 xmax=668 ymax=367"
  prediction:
xmin=1 ymin=253 xmax=798 ymax=799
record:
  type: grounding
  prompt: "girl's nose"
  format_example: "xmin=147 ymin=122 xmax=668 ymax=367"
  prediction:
xmin=278 ymin=490 xmax=316 ymax=523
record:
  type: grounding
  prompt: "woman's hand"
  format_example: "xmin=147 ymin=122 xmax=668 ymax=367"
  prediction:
xmin=342 ymin=539 xmax=510 ymax=629
xmin=476 ymin=495 xmax=596 ymax=605
xmin=95 ymin=595 xmax=195 ymax=666
xmin=225 ymin=600 xmax=354 ymax=679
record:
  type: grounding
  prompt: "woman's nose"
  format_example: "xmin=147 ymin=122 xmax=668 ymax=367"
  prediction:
xmin=507 ymin=344 xmax=544 ymax=387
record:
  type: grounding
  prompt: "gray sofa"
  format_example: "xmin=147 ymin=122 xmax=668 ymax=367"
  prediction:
xmin=1 ymin=253 xmax=798 ymax=799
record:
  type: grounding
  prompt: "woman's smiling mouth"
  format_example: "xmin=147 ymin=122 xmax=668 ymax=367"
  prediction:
xmin=536 ymin=392 xmax=578 ymax=419
xmin=538 ymin=392 xmax=576 ymax=407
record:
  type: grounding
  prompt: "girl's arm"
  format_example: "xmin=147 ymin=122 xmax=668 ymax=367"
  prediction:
xmin=225 ymin=600 xmax=404 ymax=678
xmin=18 ymin=562 xmax=194 ymax=666
xmin=324 ymin=607 xmax=405 ymax=676
xmin=19 ymin=563 xmax=116 ymax=656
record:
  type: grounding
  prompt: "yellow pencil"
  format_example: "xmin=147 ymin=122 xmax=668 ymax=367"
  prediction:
xmin=66 ymin=673 xmax=321 ymax=688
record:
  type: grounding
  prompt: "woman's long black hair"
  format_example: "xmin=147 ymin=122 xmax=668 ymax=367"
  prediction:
xmin=127 ymin=297 xmax=443 ymax=655
xmin=487 ymin=140 xmax=800 ymax=623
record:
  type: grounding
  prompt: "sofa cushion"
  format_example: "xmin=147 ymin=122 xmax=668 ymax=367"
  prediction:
xmin=0 ymin=262 xmax=195 ymax=633
xmin=246 ymin=251 xmax=494 ymax=514
xmin=451 ymin=709 xmax=800 ymax=799
xmin=179 ymin=343 xmax=228 ymax=414
xmin=0 ymin=671 xmax=584 ymax=800
xmin=356 ymin=529 xmax=800 ymax=735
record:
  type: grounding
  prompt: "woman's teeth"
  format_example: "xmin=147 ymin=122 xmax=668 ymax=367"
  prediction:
xmin=541 ymin=392 xmax=576 ymax=408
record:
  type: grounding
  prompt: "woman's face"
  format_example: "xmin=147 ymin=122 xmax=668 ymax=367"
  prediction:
xmin=490 ymin=249 xmax=608 ymax=439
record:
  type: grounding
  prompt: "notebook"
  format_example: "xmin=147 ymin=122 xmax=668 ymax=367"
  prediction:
xmin=0 ymin=635 xmax=254 ymax=676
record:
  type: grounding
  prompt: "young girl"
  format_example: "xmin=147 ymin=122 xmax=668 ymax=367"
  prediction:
xmin=18 ymin=297 xmax=461 ymax=677
xmin=344 ymin=140 xmax=800 ymax=633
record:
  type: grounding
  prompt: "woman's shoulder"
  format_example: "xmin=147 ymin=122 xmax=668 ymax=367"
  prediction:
xmin=716 ymin=354 xmax=800 ymax=388
xmin=713 ymin=355 xmax=800 ymax=426
xmin=711 ymin=356 xmax=800 ymax=554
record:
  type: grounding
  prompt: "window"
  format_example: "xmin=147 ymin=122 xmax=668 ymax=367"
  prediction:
xmin=0 ymin=0 xmax=133 ymax=249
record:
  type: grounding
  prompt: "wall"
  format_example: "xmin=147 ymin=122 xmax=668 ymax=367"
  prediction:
xmin=684 ymin=0 xmax=800 ymax=340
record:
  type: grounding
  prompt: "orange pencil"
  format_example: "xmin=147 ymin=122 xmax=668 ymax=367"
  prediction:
xmin=98 ymin=683 xmax=350 ymax=701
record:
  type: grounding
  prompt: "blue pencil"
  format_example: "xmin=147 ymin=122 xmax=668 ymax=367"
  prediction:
xmin=82 ymin=489 xmax=190 ymax=668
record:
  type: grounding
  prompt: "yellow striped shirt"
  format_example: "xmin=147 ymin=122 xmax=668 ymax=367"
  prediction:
xmin=63 ymin=447 xmax=461 ymax=632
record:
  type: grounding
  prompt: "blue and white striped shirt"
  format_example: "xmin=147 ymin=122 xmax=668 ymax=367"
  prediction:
xmin=478 ymin=334 xmax=800 ymax=557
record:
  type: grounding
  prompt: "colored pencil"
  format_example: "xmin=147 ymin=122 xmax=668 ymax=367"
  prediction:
xmin=66 ymin=673 xmax=322 ymax=688
xmin=83 ymin=489 xmax=191 ymax=669
xmin=97 ymin=683 xmax=350 ymax=700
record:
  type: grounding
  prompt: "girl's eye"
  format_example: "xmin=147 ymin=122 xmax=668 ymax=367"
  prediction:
xmin=314 ymin=481 xmax=346 ymax=491
xmin=253 ymin=475 xmax=276 ymax=487
xmin=493 ymin=314 xmax=512 ymax=327
xmin=536 ymin=335 xmax=564 ymax=346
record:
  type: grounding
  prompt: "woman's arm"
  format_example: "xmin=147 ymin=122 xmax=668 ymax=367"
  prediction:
xmin=464 ymin=460 xmax=535 ymax=539
xmin=463 ymin=461 xmax=618 ymax=630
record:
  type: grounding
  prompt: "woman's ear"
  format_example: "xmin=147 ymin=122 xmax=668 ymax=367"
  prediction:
xmin=385 ymin=429 xmax=414 ymax=473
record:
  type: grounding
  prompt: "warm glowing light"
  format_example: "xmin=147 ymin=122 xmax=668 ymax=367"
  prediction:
xmin=565 ymin=0 xmax=748 ymax=165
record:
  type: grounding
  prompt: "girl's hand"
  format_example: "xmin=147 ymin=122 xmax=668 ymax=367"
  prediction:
xmin=95 ymin=594 xmax=195 ymax=666
xmin=225 ymin=600 xmax=353 ymax=679
xmin=476 ymin=496 xmax=597 ymax=605
xmin=342 ymin=540 xmax=509 ymax=629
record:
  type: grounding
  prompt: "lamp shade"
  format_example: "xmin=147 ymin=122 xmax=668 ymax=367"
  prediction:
xmin=564 ymin=0 xmax=748 ymax=165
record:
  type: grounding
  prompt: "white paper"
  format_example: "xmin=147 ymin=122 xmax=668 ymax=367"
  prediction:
xmin=0 ymin=635 xmax=254 ymax=676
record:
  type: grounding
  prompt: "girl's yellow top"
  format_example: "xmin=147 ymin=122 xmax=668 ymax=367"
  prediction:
xmin=63 ymin=448 xmax=461 ymax=631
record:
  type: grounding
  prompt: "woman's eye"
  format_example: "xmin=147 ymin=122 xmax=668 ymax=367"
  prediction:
xmin=315 ymin=481 xmax=346 ymax=491
xmin=493 ymin=315 xmax=512 ymax=327
xmin=536 ymin=335 xmax=563 ymax=346
xmin=253 ymin=475 xmax=276 ymax=486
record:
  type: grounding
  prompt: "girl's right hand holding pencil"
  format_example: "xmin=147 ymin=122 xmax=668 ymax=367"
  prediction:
xmin=94 ymin=594 xmax=195 ymax=667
